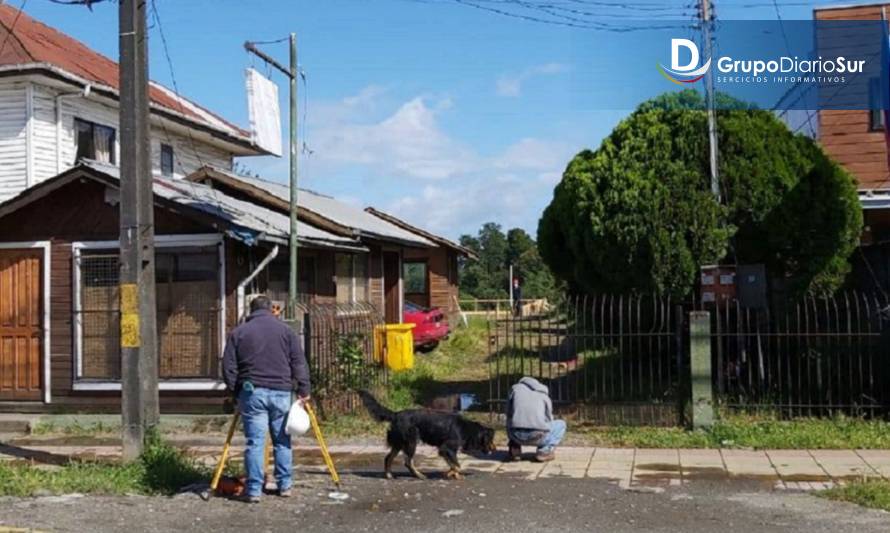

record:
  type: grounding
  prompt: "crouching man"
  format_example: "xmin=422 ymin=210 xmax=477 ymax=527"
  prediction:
xmin=506 ymin=377 xmax=566 ymax=462
xmin=223 ymin=295 xmax=310 ymax=503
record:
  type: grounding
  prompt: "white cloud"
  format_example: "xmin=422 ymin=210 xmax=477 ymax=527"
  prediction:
xmin=496 ymin=63 xmax=569 ymax=97
xmin=252 ymin=85 xmax=579 ymax=238
xmin=310 ymin=95 xmax=477 ymax=181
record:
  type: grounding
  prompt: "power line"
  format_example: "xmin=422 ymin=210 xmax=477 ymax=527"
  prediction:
xmin=770 ymin=0 xmax=816 ymax=136
xmin=148 ymin=0 xmax=206 ymax=170
xmin=0 ymin=0 xmax=29 ymax=58
xmin=447 ymin=0 xmax=692 ymax=31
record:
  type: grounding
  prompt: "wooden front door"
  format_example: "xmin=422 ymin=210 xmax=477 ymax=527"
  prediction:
xmin=0 ymin=249 xmax=43 ymax=400
xmin=383 ymin=252 xmax=400 ymax=323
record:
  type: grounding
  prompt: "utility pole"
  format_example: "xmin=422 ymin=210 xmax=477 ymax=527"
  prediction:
xmin=245 ymin=34 xmax=299 ymax=316
xmin=700 ymin=0 xmax=720 ymax=201
xmin=119 ymin=0 xmax=158 ymax=461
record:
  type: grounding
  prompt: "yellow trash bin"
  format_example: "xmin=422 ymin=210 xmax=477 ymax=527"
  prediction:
xmin=373 ymin=325 xmax=387 ymax=364
xmin=379 ymin=323 xmax=416 ymax=371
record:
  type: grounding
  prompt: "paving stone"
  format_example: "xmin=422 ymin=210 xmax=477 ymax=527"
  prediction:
xmin=720 ymin=450 xmax=777 ymax=477
xmin=539 ymin=462 xmax=587 ymax=479
xmin=810 ymin=450 xmax=878 ymax=480
xmin=679 ymin=449 xmax=726 ymax=478
xmin=496 ymin=460 xmax=547 ymax=480
xmin=766 ymin=451 xmax=830 ymax=480
xmin=857 ymin=450 xmax=890 ymax=479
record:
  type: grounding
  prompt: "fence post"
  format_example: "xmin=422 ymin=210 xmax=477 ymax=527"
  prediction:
xmin=689 ymin=310 xmax=715 ymax=429
xmin=674 ymin=305 xmax=686 ymax=426
xmin=302 ymin=312 xmax=312 ymax=372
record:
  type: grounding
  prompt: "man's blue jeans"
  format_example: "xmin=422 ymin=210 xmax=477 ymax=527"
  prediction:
xmin=508 ymin=420 xmax=567 ymax=453
xmin=239 ymin=387 xmax=293 ymax=497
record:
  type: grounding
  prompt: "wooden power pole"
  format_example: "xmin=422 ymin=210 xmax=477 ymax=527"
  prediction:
xmin=700 ymin=0 xmax=720 ymax=201
xmin=119 ymin=0 xmax=159 ymax=461
xmin=245 ymin=34 xmax=299 ymax=315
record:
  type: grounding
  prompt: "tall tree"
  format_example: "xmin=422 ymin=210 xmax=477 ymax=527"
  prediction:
xmin=460 ymin=224 xmax=559 ymax=300
xmin=538 ymin=90 xmax=862 ymax=298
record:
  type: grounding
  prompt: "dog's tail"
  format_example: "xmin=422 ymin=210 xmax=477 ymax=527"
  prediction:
xmin=358 ymin=390 xmax=395 ymax=422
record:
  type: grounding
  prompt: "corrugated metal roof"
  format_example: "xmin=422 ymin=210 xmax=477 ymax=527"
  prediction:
xmin=205 ymin=168 xmax=435 ymax=247
xmin=84 ymin=161 xmax=365 ymax=250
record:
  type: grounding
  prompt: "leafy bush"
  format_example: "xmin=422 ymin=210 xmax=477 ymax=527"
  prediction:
xmin=538 ymin=90 xmax=862 ymax=298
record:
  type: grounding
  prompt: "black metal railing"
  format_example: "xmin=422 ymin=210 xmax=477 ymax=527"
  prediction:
xmin=288 ymin=301 xmax=386 ymax=416
xmin=712 ymin=292 xmax=890 ymax=417
xmin=489 ymin=294 xmax=684 ymax=426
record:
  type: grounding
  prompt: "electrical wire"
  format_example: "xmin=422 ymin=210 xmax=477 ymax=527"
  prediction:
xmin=149 ymin=0 xmax=206 ymax=170
xmin=0 ymin=0 xmax=29 ymax=58
xmin=448 ymin=0 xmax=692 ymax=31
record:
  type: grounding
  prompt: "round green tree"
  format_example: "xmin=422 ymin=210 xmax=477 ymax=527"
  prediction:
xmin=538 ymin=90 xmax=862 ymax=298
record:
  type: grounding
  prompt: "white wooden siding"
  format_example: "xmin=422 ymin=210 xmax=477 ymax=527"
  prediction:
xmin=0 ymin=81 xmax=28 ymax=201
xmin=28 ymin=82 xmax=234 ymax=187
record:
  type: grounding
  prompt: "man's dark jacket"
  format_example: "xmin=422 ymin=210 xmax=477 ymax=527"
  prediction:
xmin=222 ymin=309 xmax=310 ymax=396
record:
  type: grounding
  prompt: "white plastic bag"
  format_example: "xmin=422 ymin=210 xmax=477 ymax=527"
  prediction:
xmin=285 ymin=400 xmax=311 ymax=436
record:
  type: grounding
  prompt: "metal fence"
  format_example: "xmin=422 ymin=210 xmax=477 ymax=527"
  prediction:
xmin=712 ymin=292 xmax=890 ymax=417
xmin=290 ymin=301 xmax=387 ymax=416
xmin=489 ymin=295 xmax=684 ymax=426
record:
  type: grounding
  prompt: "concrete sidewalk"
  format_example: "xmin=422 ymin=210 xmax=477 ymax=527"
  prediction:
xmin=3 ymin=438 xmax=887 ymax=492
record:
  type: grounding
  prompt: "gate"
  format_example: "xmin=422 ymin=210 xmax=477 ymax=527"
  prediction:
xmin=489 ymin=295 xmax=686 ymax=426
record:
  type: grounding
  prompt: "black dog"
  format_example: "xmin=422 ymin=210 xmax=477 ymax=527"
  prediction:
xmin=358 ymin=391 xmax=496 ymax=480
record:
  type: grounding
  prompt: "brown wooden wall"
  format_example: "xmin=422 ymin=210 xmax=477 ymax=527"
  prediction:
xmin=403 ymin=246 xmax=458 ymax=314
xmin=0 ymin=179 xmax=253 ymax=412
xmin=816 ymin=5 xmax=890 ymax=190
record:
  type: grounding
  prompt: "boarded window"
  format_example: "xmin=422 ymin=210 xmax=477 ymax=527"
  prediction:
xmin=403 ymin=261 xmax=427 ymax=295
xmin=76 ymin=246 xmax=221 ymax=381
xmin=75 ymin=118 xmax=116 ymax=164
xmin=79 ymin=253 xmax=121 ymax=379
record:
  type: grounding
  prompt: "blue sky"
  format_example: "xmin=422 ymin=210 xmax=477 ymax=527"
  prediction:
xmin=21 ymin=0 xmax=843 ymax=239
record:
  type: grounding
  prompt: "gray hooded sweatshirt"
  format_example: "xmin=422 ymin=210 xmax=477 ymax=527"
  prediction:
xmin=507 ymin=377 xmax=553 ymax=431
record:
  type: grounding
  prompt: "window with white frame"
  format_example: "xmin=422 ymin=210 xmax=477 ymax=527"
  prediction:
xmin=74 ymin=236 xmax=225 ymax=385
xmin=335 ymin=253 xmax=369 ymax=304
xmin=75 ymin=118 xmax=116 ymax=164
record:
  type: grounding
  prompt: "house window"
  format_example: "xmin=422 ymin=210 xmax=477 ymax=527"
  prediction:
xmin=74 ymin=239 xmax=223 ymax=383
xmin=75 ymin=118 xmax=116 ymax=164
xmin=160 ymin=143 xmax=174 ymax=177
xmin=403 ymin=261 xmax=428 ymax=295
xmin=335 ymin=253 xmax=369 ymax=304
xmin=869 ymin=78 xmax=885 ymax=132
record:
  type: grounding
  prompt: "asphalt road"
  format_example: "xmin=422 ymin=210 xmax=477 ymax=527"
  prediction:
xmin=1 ymin=471 xmax=888 ymax=532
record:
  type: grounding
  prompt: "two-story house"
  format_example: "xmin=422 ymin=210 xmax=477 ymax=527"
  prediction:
xmin=0 ymin=5 xmax=472 ymax=412
xmin=813 ymin=3 xmax=890 ymax=291
xmin=0 ymin=4 xmax=266 ymax=199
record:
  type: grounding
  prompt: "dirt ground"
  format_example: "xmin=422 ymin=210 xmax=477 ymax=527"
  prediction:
xmin=1 ymin=469 xmax=889 ymax=533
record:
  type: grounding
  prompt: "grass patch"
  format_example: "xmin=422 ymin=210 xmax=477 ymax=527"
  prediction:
xmin=30 ymin=420 xmax=119 ymax=437
xmin=567 ymin=414 xmax=890 ymax=449
xmin=383 ymin=316 xmax=490 ymax=410
xmin=0 ymin=433 xmax=210 ymax=497
xmin=821 ymin=480 xmax=890 ymax=512
xmin=316 ymin=413 xmax=386 ymax=440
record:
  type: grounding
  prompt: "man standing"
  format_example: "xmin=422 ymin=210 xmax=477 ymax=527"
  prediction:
xmin=512 ymin=277 xmax=522 ymax=318
xmin=506 ymin=377 xmax=566 ymax=462
xmin=223 ymin=295 xmax=310 ymax=503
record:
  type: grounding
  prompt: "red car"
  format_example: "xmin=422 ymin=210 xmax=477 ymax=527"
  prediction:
xmin=404 ymin=302 xmax=450 ymax=349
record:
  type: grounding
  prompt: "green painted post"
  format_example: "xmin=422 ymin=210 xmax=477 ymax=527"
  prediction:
xmin=689 ymin=311 xmax=715 ymax=429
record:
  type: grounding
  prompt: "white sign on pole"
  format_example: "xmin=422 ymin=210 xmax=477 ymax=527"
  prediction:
xmin=245 ymin=68 xmax=283 ymax=157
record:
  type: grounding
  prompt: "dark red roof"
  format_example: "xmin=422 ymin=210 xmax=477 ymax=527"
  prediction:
xmin=0 ymin=4 xmax=251 ymax=140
